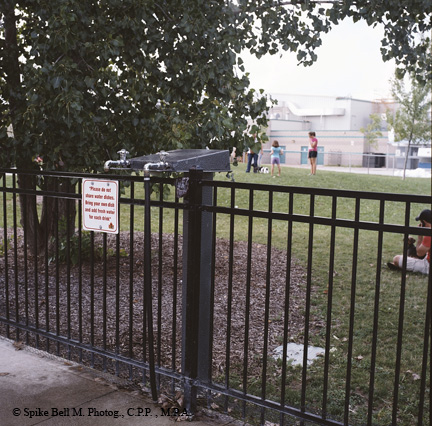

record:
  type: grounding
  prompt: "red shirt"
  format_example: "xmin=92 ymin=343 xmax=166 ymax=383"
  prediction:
xmin=309 ymin=137 xmax=318 ymax=152
xmin=423 ymin=235 xmax=431 ymax=263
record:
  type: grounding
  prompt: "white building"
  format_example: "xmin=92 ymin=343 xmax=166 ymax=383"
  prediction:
xmin=261 ymin=94 xmax=399 ymax=168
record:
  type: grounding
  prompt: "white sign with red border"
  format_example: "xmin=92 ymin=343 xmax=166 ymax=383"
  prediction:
xmin=82 ymin=179 xmax=119 ymax=234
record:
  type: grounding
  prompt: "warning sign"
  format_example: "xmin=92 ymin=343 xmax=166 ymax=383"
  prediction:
xmin=82 ymin=179 xmax=119 ymax=234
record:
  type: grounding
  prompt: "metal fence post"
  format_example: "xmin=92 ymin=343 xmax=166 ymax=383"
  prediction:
xmin=181 ymin=167 xmax=214 ymax=414
xmin=144 ymin=169 xmax=157 ymax=402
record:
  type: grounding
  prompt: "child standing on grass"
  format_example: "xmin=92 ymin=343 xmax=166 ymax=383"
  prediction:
xmin=270 ymin=140 xmax=283 ymax=177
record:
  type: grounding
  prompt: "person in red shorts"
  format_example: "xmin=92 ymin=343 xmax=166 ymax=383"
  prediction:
xmin=388 ymin=209 xmax=431 ymax=274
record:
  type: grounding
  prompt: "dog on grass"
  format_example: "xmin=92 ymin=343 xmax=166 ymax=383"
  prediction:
xmin=406 ymin=236 xmax=425 ymax=259
xmin=387 ymin=236 xmax=426 ymax=271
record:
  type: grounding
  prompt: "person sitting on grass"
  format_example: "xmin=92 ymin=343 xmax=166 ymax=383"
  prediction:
xmin=387 ymin=209 xmax=431 ymax=274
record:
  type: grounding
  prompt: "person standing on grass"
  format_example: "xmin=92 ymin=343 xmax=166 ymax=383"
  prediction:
xmin=308 ymin=131 xmax=318 ymax=175
xmin=270 ymin=140 xmax=283 ymax=177
xmin=246 ymin=147 xmax=258 ymax=173
xmin=246 ymin=134 xmax=260 ymax=173
xmin=387 ymin=209 xmax=431 ymax=274
xmin=257 ymin=142 xmax=263 ymax=168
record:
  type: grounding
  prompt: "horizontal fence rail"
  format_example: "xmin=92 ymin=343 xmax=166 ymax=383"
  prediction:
xmin=0 ymin=168 xmax=431 ymax=426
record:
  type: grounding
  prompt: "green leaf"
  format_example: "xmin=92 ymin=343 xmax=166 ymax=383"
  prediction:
xmin=52 ymin=76 xmax=63 ymax=89
xmin=84 ymin=76 xmax=95 ymax=89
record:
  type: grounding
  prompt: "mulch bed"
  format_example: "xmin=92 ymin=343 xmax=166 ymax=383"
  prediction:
xmin=0 ymin=228 xmax=322 ymax=382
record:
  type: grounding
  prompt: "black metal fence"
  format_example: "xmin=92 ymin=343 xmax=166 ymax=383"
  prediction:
xmin=0 ymin=168 xmax=431 ymax=425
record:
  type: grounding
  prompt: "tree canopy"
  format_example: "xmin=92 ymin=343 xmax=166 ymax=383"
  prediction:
xmin=360 ymin=113 xmax=383 ymax=151
xmin=386 ymin=70 xmax=431 ymax=179
xmin=1 ymin=0 xmax=431 ymax=172
xmin=388 ymin=72 xmax=431 ymax=145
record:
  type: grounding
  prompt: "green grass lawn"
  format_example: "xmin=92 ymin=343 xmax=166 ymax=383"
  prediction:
xmin=211 ymin=164 xmax=431 ymax=425
xmin=113 ymin=163 xmax=429 ymax=424
xmin=226 ymin=162 xmax=431 ymax=193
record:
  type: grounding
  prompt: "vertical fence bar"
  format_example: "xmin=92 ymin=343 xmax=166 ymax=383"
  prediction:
xmin=44 ymin=192 xmax=49 ymax=351
xmin=54 ymin=183 xmax=60 ymax=354
xmin=261 ymin=190 xmax=274 ymax=425
xmin=10 ymin=175 xmax=20 ymax=341
xmin=115 ymin=220 xmax=121 ymax=376
xmin=128 ymin=182 xmax=135 ymax=378
xmin=280 ymin=192 xmax=294 ymax=426
xmin=367 ymin=199 xmax=385 ymax=425
xmin=344 ymin=197 xmax=360 ymax=424
xmin=157 ymin=184 xmax=163 ymax=371
xmin=20 ymin=177 xmax=29 ymax=344
xmin=2 ymin=174 xmax=10 ymax=338
xmin=78 ymin=186 xmax=83 ymax=363
xmin=322 ymin=195 xmax=337 ymax=420
xmin=301 ymin=194 xmax=315 ymax=418
xmin=391 ymin=204 xmax=411 ymax=424
xmin=224 ymin=186 xmax=235 ymax=413
xmin=90 ymin=231 xmax=95 ymax=367
xmin=102 ymin=232 xmax=108 ymax=371
xmin=417 ymin=261 xmax=432 ymax=425
xmin=171 ymin=190 xmax=179 ymax=391
xmin=12 ymin=175 xmax=19 ymax=342
xmin=143 ymin=169 xmax=157 ymax=401
xmin=66 ymin=190 xmax=72 ymax=359
xmin=207 ymin=184 xmax=217 ymax=405
xmin=242 ymin=187 xmax=254 ymax=420
xmin=33 ymin=185 xmax=39 ymax=348
xmin=142 ymin=202 xmax=147 ymax=386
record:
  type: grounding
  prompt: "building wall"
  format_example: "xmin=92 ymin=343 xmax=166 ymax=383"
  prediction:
xmin=261 ymin=94 xmax=399 ymax=167
xmin=261 ymin=130 xmax=396 ymax=167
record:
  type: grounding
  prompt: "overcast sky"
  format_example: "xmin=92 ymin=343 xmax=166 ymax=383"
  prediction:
xmin=240 ymin=18 xmax=397 ymax=101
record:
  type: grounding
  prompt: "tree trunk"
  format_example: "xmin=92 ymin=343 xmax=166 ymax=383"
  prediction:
xmin=40 ymin=177 xmax=77 ymax=245
xmin=402 ymin=134 xmax=414 ymax=180
xmin=17 ymin=173 xmax=44 ymax=254
xmin=17 ymin=174 xmax=77 ymax=255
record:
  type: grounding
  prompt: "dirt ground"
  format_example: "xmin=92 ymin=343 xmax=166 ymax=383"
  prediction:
xmin=0 ymin=228 xmax=321 ymax=381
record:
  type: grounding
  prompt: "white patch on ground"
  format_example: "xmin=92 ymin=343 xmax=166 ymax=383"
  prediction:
xmin=273 ymin=343 xmax=325 ymax=367
xmin=393 ymin=168 xmax=431 ymax=178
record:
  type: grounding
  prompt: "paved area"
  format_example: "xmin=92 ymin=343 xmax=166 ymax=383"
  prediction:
xmin=0 ymin=337 xmax=240 ymax=426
